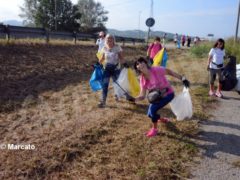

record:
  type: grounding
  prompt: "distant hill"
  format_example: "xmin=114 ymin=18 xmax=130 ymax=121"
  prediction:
xmin=0 ymin=21 xmax=176 ymax=40
xmin=107 ymin=29 xmax=174 ymax=40
xmin=2 ymin=20 xmax=23 ymax=26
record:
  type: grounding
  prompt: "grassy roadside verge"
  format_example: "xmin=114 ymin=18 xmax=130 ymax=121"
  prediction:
xmin=0 ymin=43 xmax=217 ymax=179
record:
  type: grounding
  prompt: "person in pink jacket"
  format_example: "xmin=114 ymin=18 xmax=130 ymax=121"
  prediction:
xmin=147 ymin=37 xmax=163 ymax=65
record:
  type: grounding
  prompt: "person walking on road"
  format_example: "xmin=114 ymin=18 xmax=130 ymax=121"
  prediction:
xmin=181 ymin=35 xmax=186 ymax=46
xmin=207 ymin=38 xmax=226 ymax=98
xmin=187 ymin=35 xmax=191 ymax=47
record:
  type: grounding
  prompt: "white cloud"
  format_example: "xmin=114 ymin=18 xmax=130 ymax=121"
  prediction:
xmin=0 ymin=0 xmax=24 ymax=21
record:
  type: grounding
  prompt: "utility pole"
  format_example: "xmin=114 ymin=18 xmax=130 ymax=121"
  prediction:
xmin=150 ymin=0 xmax=153 ymax=18
xmin=235 ymin=0 xmax=240 ymax=42
xmin=145 ymin=0 xmax=155 ymax=44
xmin=138 ymin=11 xmax=142 ymax=39
xmin=55 ymin=0 xmax=57 ymax=31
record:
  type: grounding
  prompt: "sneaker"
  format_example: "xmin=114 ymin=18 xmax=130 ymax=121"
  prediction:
xmin=209 ymin=90 xmax=215 ymax=96
xmin=158 ymin=117 xmax=170 ymax=123
xmin=98 ymin=101 xmax=106 ymax=108
xmin=215 ymin=91 xmax=223 ymax=98
xmin=146 ymin=128 xmax=158 ymax=137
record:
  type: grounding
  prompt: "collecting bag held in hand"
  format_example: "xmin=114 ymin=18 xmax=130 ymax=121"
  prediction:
xmin=170 ymin=87 xmax=193 ymax=120
xmin=114 ymin=68 xmax=140 ymax=98
xmin=220 ymin=56 xmax=237 ymax=91
xmin=89 ymin=64 xmax=103 ymax=91
xmin=147 ymin=88 xmax=168 ymax=104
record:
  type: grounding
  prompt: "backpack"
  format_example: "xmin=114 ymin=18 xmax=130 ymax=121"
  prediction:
xmin=220 ymin=56 xmax=238 ymax=91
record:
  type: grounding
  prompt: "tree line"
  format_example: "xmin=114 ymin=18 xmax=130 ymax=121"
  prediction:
xmin=20 ymin=0 xmax=108 ymax=33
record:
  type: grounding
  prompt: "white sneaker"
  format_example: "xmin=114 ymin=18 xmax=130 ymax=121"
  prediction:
xmin=215 ymin=91 xmax=223 ymax=98
xmin=209 ymin=90 xmax=215 ymax=96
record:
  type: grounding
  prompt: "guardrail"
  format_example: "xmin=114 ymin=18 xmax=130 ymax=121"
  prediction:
xmin=0 ymin=24 xmax=145 ymax=45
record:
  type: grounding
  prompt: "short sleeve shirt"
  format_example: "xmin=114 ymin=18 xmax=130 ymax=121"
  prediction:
xmin=140 ymin=66 xmax=174 ymax=95
xmin=96 ymin=38 xmax=105 ymax=52
xmin=209 ymin=48 xmax=225 ymax=69
xmin=102 ymin=45 xmax=122 ymax=65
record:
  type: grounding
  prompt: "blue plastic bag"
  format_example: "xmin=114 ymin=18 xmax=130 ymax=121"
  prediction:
xmin=161 ymin=50 xmax=168 ymax=67
xmin=89 ymin=64 xmax=103 ymax=91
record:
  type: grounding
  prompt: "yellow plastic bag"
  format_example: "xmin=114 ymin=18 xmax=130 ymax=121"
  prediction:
xmin=114 ymin=68 xmax=140 ymax=98
xmin=128 ymin=68 xmax=140 ymax=97
xmin=153 ymin=48 xmax=164 ymax=66
xmin=96 ymin=51 xmax=106 ymax=66
xmin=96 ymin=52 xmax=103 ymax=60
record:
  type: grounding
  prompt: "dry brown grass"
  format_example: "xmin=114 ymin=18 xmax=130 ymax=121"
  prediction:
xmin=0 ymin=43 xmax=214 ymax=179
xmin=232 ymin=160 xmax=240 ymax=168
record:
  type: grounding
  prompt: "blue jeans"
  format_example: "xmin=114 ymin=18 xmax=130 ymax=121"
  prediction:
xmin=147 ymin=93 xmax=174 ymax=123
xmin=101 ymin=64 xmax=120 ymax=102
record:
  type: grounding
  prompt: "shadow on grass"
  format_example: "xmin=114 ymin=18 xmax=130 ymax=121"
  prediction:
xmin=156 ymin=122 xmax=196 ymax=146
xmin=0 ymin=44 xmax=99 ymax=113
xmin=0 ymin=69 xmax=93 ymax=113
xmin=121 ymin=103 xmax=175 ymax=118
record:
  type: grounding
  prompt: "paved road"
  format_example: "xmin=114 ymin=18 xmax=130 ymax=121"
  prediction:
xmin=191 ymin=91 xmax=240 ymax=180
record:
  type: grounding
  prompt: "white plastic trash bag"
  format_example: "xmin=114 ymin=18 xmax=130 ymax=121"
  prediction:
xmin=113 ymin=68 xmax=129 ymax=98
xmin=170 ymin=87 xmax=193 ymax=120
xmin=235 ymin=77 xmax=240 ymax=91
xmin=236 ymin=64 xmax=240 ymax=77
xmin=235 ymin=64 xmax=240 ymax=92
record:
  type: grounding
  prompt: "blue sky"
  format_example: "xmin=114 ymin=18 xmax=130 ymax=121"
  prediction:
xmin=0 ymin=0 xmax=239 ymax=38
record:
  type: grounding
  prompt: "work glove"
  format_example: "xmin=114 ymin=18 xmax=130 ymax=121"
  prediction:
xmin=182 ymin=76 xmax=190 ymax=88
xmin=125 ymin=93 xmax=135 ymax=102
xmin=123 ymin=62 xmax=129 ymax=68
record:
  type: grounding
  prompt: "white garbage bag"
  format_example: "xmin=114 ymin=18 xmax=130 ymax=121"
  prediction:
xmin=235 ymin=64 xmax=240 ymax=92
xmin=113 ymin=68 xmax=129 ymax=98
xmin=235 ymin=77 xmax=240 ymax=92
xmin=170 ymin=87 xmax=193 ymax=120
xmin=236 ymin=64 xmax=240 ymax=77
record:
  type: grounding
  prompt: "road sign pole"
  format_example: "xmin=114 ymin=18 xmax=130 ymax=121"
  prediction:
xmin=147 ymin=27 xmax=150 ymax=45
xmin=234 ymin=0 xmax=240 ymax=43
xmin=145 ymin=17 xmax=155 ymax=45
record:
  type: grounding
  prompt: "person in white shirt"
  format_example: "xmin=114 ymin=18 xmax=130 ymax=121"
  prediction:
xmin=98 ymin=34 xmax=126 ymax=108
xmin=96 ymin=31 xmax=105 ymax=52
xmin=207 ymin=38 xmax=225 ymax=98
